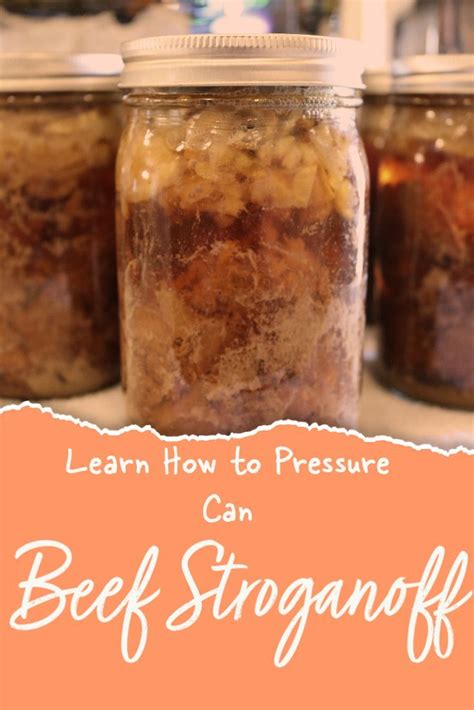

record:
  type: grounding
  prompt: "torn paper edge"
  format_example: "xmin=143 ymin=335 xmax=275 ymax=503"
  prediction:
xmin=1 ymin=400 xmax=472 ymax=458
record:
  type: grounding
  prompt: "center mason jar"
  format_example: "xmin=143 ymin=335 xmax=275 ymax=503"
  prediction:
xmin=117 ymin=34 xmax=368 ymax=435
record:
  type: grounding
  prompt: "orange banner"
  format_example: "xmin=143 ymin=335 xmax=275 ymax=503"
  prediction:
xmin=1 ymin=404 xmax=473 ymax=710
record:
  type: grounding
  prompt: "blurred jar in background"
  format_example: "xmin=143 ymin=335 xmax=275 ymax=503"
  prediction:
xmin=376 ymin=55 xmax=474 ymax=409
xmin=0 ymin=54 xmax=122 ymax=398
xmin=358 ymin=68 xmax=393 ymax=322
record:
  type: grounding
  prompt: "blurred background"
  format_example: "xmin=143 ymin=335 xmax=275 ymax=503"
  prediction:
xmin=1 ymin=0 xmax=473 ymax=69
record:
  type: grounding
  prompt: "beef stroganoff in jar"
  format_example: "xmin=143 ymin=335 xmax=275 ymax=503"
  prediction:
xmin=376 ymin=55 xmax=474 ymax=409
xmin=117 ymin=34 xmax=368 ymax=434
xmin=0 ymin=54 xmax=122 ymax=398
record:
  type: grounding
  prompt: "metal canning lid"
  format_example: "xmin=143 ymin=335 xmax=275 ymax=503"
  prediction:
xmin=0 ymin=53 xmax=123 ymax=92
xmin=393 ymin=54 xmax=474 ymax=94
xmin=363 ymin=67 xmax=392 ymax=95
xmin=120 ymin=33 xmax=365 ymax=90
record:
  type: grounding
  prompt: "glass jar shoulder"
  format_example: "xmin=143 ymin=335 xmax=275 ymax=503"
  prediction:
xmin=358 ymin=98 xmax=394 ymax=144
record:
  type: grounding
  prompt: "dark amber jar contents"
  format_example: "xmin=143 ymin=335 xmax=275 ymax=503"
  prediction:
xmin=117 ymin=34 xmax=368 ymax=435
xmin=358 ymin=73 xmax=393 ymax=322
xmin=0 ymin=54 xmax=122 ymax=398
xmin=376 ymin=56 xmax=474 ymax=409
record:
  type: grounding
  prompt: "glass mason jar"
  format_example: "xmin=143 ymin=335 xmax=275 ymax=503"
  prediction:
xmin=358 ymin=69 xmax=393 ymax=322
xmin=376 ymin=55 xmax=474 ymax=409
xmin=117 ymin=34 xmax=368 ymax=435
xmin=0 ymin=54 xmax=122 ymax=399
